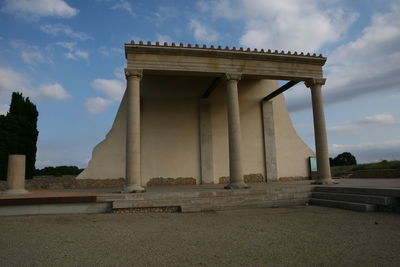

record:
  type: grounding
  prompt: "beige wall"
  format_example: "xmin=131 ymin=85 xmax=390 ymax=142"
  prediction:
xmin=140 ymin=76 xmax=208 ymax=181
xmin=79 ymin=75 xmax=210 ymax=183
xmin=273 ymin=94 xmax=315 ymax=178
xmin=210 ymin=79 xmax=272 ymax=182
xmin=78 ymin=75 xmax=314 ymax=184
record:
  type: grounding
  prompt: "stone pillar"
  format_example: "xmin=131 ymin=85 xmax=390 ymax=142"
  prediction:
xmin=224 ymin=73 xmax=248 ymax=189
xmin=3 ymin=155 xmax=29 ymax=195
xmin=305 ymin=78 xmax=336 ymax=184
xmin=261 ymin=101 xmax=278 ymax=180
xmin=199 ymin=98 xmax=214 ymax=184
xmin=124 ymin=68 xmax=145 ymax=193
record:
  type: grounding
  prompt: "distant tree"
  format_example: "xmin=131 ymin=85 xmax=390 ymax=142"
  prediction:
xmin=34 ymin=166 xmax=83 ymax=176
xmin=0 ymin=92 xmax=39 ymax=180
xmin=332 ymin=152 xmax=357 ymax=166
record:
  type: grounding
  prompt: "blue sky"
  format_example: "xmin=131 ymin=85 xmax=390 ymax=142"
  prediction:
xmin=0 ymin=0 xmax=399 ymax=168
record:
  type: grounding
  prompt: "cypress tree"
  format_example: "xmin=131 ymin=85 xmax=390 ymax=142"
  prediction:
xmin=0 ymin=92 xmax=39 ymax=180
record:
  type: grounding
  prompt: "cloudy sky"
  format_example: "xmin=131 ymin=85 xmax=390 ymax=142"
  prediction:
xmin=0 ymin=0 xmax=399 ymax=168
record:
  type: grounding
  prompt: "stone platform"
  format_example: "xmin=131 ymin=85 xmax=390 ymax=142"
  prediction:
xmin=0 ymin=182 xmax=313 ymax=216
xmin=1 ymin=179 xmax=400 ymax=216
xmin=98 ymin=182 xmax=313 ymax=213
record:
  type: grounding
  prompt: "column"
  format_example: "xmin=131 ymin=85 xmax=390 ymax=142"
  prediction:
xmin=305 ymin=78 xmax=336 ymax=184
xmin=124 ymin=68 xmax=145 ymax=193
xmin=261 ymin=101 xmax=278 ymax=180
xmin=199 ymin=98 xmax=214 ymax=184
xmin=3 ymin=155 xmax=29 ymax=195
xmin=224 ymin=73 xmax=249 ymax=189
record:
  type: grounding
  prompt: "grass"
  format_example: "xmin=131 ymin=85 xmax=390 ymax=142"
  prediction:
xmin=331 ymin=160 xmax=400 ymax=176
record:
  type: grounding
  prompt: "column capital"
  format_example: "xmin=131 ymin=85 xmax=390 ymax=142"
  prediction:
xmin=224 ymin=73 xmax=242 ymax=81
xmin=125 ymin=68 xmax=143 ymax=79
xmin=305 ymin=78 xmax=326 ymax=88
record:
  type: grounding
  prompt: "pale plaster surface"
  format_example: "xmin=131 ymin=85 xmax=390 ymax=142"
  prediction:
xmin=79 ymin=76 xmax=313 ymax=184
xmin=272 ymin=92 xmax=315 ymax=178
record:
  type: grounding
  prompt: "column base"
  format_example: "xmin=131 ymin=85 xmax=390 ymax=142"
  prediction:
xmin=1 ymin=188 xmax=30 ymax=196
xmin=311 ymin=179 xmax=338 ymax=185
xmin=123 ymin=184 xmax=146 ymax=193
xmin=224 ymin=181 xmax=249 ymax=189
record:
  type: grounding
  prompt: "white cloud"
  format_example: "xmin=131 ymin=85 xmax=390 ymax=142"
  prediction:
xmin=200 ymin=0 xmax=356 ymax=52
xmin=357 ymin=114 xmax=397 ymax=125
xmin=40 ymin=24 xmax=91 ymax=40
xmin=113 ymin=66 xmax=125 ymax=80
xmin=21 ymin=50 xmax=47 ymax=65
xmin=0 ymin=66 xmax=70 ymax=102
xmin=189 ymin=19 xmax=219 ymax=42
xmin=330 ymin=139 xmax=400 ymax=163
xmin=328 ymin=114 xmax=399 ymax=133
xmin=151 ymin=6 xmax=179 ymax=26
xmin=156 ymin=33 xmax=173 ymax=44
xmin=97 ymin=0 xmax=134 ymax=15
xmin=11 ymin=41 xmax=51 ymax=65
xmin=98 ymin=46 xmax=110 ymax=56
xmin=286 ymin=3 xmax=400 ymax=111
xmin=86 ymin=66 xmax=126 ymax=113
xmin=91 ymin=79 xmax=124 ymax=102
xmin=57 ymin=42 xmax=89 ymax=60
xmin=0 ymin=67 xmax=30 ymax=101
xmin=85 ymin=97 xmax=112 ymax=113
xmin=0 ymin=104 xmax=9 ymax=115
xmin=2 ymin=0 xmax=78 ymax=19
xmin=98 ymin=46 xmax=124 ymax=56
xmin=37 ymin=83 xmax=71 ymax=100
xmin=111 ymin=0 xmax=133 ymax=14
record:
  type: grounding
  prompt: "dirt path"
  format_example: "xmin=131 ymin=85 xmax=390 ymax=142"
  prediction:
xmin=1 ymin=206 xmax=399 ymax=266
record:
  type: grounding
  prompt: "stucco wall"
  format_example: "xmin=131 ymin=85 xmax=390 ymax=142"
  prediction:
xmin=78 ymin=75 xmax=314 ymax=184
xmin=79 ymin=75 xmax=210 ymax=184
xmin=140 ymin=76 xmax=207 ymax=182
xmin=273 ymin=93 xmax=315 ymax=178
xmin=210 ymin=79 xmax=273 ymax=182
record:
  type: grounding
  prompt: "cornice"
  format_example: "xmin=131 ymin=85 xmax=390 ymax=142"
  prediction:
xmin=124 ymin=41 xmax=327 ymax=66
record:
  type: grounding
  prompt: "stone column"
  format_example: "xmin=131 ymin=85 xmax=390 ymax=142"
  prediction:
xmin=199 ymin=98 xmax=214 ymax=184
xmin=261 ymin=101 xmax=278 ymax=180
xmin=3 ymin=155 xmax=29 ymax=195
xmin=305 ymin=78 xmax=336 ymax=184
xmin=124 ymin=68 xmax=145 ymax=193
xmin=224 ymin=73 xmax=248 ymax=189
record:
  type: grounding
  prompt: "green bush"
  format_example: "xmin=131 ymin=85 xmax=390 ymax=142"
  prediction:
xmin=331 ymin=152 xmax=357 ymax=166
xmin=34 ymin=166 xmax=83 ymax=176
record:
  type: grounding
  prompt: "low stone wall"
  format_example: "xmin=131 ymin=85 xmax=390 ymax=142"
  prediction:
xmin=268 ymin=177 xmax=310 ymax=182
xmin=146 ymin=177 xmax=197 ymax=186
xmin=218 ymin=173 xmax=265 ymax=184
xmin=349 ymin=169 xmax=400 ymax=178
xmin=0 ymin=174 xmax=311 ymax=191
xmin=0 ymin=176 xmax=125 ymax=191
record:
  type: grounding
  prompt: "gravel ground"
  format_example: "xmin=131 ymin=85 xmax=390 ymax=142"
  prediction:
xmin=0 ymin=206 xmax=399 ymax=266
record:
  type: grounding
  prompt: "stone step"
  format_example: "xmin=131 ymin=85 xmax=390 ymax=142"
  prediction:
xmin=313 ymin=187 xmax=400 ymax=197
xmin=111 ymin=191 xmax=311 ymax=212
xmin=309 ymin=198 xmax=377 ymax=212
xmin=311 ymin=192 xmax=396 ymax=206
xmin=0 ymin=202 xmax=112 ymax=216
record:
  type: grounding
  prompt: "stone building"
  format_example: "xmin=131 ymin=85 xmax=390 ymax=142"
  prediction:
xmin=78 ymin=41 xmax=334 ymax=192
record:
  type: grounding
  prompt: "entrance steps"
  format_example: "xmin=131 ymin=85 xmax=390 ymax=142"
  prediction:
xmin=309 ymin=186 xmax=400 ymax=212
xmin=0 ymin=194 xmax=111 ymax=216
xmin=98 ymin=185 xmax=312 ymax=213
xmin=0 ymin=184 xmax=313 ymax=216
